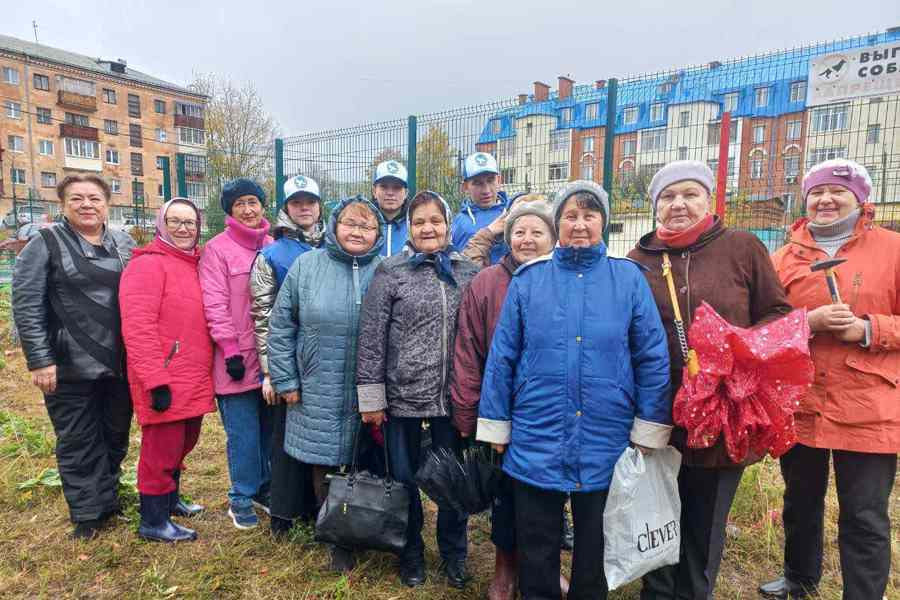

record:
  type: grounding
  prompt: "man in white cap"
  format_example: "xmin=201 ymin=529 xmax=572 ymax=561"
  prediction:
xmin=372 ymin=160 xmax=409 ymax=256
xmin=451 ymin=152 xmax=509 ymax=265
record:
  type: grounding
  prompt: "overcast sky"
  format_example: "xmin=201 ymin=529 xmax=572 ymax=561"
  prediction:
xmin=6 ymin=1 xmax=899 ymax=135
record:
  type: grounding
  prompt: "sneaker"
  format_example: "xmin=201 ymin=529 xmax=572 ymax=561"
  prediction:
xmin=228 ymin=505 xmax=259 ymax=530
xmin=251 ymin=494 xmax=271 ymax=516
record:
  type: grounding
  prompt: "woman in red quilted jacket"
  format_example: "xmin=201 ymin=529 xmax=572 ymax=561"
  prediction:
xmin=120 ymin=198 xmax=216 ymax=543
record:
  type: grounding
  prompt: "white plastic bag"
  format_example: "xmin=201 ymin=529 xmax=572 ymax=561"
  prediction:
xmin=603 ymin=445 xmax=682 ymax=590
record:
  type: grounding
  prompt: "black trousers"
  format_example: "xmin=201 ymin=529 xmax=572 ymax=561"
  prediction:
xmin=513 ymin=479 xmax=608 ymax=600
xmin=268 ymin=403 xmax=317 ymax=522
xmin=641 ymin=464 xmax=744 ymax=600
xmin=781 ymin=444 xmax=896 ymax=600
xmin=43 ymin=378 xmax=133 ymax=523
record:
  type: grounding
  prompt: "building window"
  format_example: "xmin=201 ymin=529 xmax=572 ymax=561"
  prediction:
xmin=177 ymin=127 xmax=205 ymax=146
xmin=36 ymin=107 xmax=52 ymax=124
xmin=2 ymin=67 xmax=19 ymax=85
xmin=131 ymin=152 xmax=143 ymax=175
xmin=658 ymin=82 xmax=673 ymax=95
xmin=753 ymin=124 xmax=765 ymax=144
xmin=525 ymin=123 xmax=533 ymax=138
xmin=187 ymin=182 xmax=207 ymax=199
xmin=807 ymin=147 xmax=846 ymax=168
xmin=127 ymin=93 xmax=141 ymax=118
xmin=133 ymin=181 xmax=145 ymax=202
xmin=525 ymin=152 xmax=532 ymax=167
xmin=582 ymin=134 xmax=594 ymax=153
xmin=111 ymin=179 xmax=121 ymax=194
xmin=156 ymin=156 xmax=167 ymax=170
xmin=790 ymin=81 xmax=807 ymax=103
xmin=784 ymin=156 xmax=800 ymax=178
xmin=175 ymin=101 xmax=204 ymax=118
xmin=640 ymin=128 xmax=667 ymax=152
xmin=5 ymin=100 xmax=21 ymax=118
xmin=679 ymin=111 xmax=690 ymax=127
xmin=622 ymin=139 xmax=637 ymax=155
xmin=559 ymin=108 xmax=573 ymax=123
xmin=39 ymin=140 xmax=53 ymax=156
xmin=103 ymin=88 xmax=117 ymax=104
xmin=786 ymin=120 xmax=802 ymax=140
xmin=811 ymin=104 xmax=848 ymax=132
xmin=65 ymin=112 xmax=90 ymax=127
xmin=677 ymin=146 xmax=688 ymax=160
xmin=866 ymin=124 xmax=880 ymax=144
xmin=548 ymin=163 xmax=568 ymax=181
xmin=64 ymin=138 xmax=100 ymax=159
xmin=33 ymin=73 xmax=50 ymax=91
xmin=41 ymin=172 xmax=57 ymax=188
xmin=184 ymin=154 xmax=207 ymax=175
xmin=585 ymin=103 xmax=599 ymax=120
xmin=500 ymin=138 xmax=515 ymax=158
xmin=708 ymin=121 xmax=739 ymax=145
xmin=723 ymin=92 xmax=738 ymax=113
xmin=649 ymin=103 xmax=664 ymax=121
xmin=57 ymin=76 xmax=94 ymax=96
xmin=581 ymin=157 xmax=594 ymax=180
xmin=129 ymin=123 xmax=143 ymax=147
xmin=750 ymin=157 xmax=764 ymax=179
xmin=709 ymin=158 xmax=736 ymax=177
xmin=7 ymin=135 xmax=24 ymax=152
xmin=491 ymin=119 xmax=501 ymax=134
xmin=501 ymin=167 xmax=515 ymax=183
xmin=623 ymin=106 xmax=638 ymax=125
xmin=550 ymin=130 xmax=570 ymax=152
xmin=755 ymin=87 xmax=770 ymax=108
xmin=106 ymin=149 xmax=120 ymax=164
xmin=11 ymin=168 xmax=25 ymax=184
xmin=156 ymin=128 xmax=167 ymax=142
xmin=104 ymin=119 xmax=118 ymax=135
xmin=154 ymin=99 xmax=166 ymax=114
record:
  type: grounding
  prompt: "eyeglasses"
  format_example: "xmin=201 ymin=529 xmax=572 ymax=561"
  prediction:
xmin=165 ymin=218 xmax=198 ymax=230
xmin=232 ymin=198 xmax=261 ymax=209
xmin=338 ymin=220 xmax=378 ymax=233
xmin=66 ymin=196 xmax=106 ymax=206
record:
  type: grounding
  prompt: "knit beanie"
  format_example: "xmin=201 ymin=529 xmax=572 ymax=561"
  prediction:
xmin=649 ymin=160 xmax=715 ymax=207
xmin=504 ymin=199 xmax=556 ymax=245
xmin=221 ymin=178 xmax=267 ymax=215
xmin=552 ymin=180 xmax=610 ymax=232
xmin=802 ymin=158 xmax=872 ymax=204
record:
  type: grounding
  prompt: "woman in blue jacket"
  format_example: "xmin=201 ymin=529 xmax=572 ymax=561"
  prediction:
xmin=477 ymin=180 xmax=672 ymax=600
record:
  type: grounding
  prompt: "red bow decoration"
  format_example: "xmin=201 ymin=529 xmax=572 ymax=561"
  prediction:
xmin=673 ymin=302 xmax=814 ymax=464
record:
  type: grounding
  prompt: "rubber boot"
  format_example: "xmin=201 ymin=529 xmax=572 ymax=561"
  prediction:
xmin=139 ymin=493 xmax=197 ymax=542
xmin=170 ymin=470 xmax=204 ymax=517
xmin=487 ymin=549 xmax=517 ymax=600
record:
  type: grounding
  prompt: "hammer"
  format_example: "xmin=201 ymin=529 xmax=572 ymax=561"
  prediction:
xmin=810 ymin=258 xmax=847 ymax=303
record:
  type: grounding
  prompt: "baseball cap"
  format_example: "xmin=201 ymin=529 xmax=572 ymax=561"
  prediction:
xmin=463 ymin=152 xmax=500 ymax=180
xmin=373 ymin=160 xmax=408 ymax=186
xmin=284 ymin=174 xmax=321 ymax=202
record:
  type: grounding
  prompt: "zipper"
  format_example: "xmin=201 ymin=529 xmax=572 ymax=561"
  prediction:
xmin=164 ymin=340 xmax=180 ymax=367
xmin=386 ymin=225 xmax=392 ymax=257
xmin=438 ymin=279 xmax=449 ymax=415
xmin=352 ymin=258 xmax=361 ymax=305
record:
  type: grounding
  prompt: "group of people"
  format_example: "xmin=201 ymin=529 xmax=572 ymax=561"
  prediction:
xmin=10 ymin=151 xmax=898 ymax=600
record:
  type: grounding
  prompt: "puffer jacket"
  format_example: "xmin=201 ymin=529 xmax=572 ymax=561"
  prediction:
xmin=198 ymin=215 xmax=272 ymax=395
xmin=476 ymin=243 xmax=671 ymax=492
xmin=119 ymin=237 xmax=215 ymax=426
xmin=267 ymin=198 xmax=385 ymax=466
xmin=12 ymin=220 xmax=135 ymax=382
xmin=357 ymin=246 xmax=478 ymax=418
xmin=250 ymin=210 xmax=323 ymax=375
xmin=771 ymin=206 xmax=900 ymax=454
xmin=450 ymin=191 xmax=509 ymax=265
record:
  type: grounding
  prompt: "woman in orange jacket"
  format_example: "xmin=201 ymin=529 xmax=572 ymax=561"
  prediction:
xmin=762 ymin=159 xmax=899 ymax=600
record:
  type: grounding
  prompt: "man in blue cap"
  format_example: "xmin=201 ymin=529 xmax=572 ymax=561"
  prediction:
xmin=451 ymin=152 xmax=509 ymax=265
xmin=371 ymin=160 xmax=409 ymax=256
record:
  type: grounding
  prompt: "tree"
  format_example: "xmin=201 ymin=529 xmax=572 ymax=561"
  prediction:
xmin=416 ymin=126 xmax=460 ymax=210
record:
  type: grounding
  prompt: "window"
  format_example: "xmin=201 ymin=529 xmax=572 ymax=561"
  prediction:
xmin=550 ymin=130 xmax=570 ymax=152
xmin=581 ymin=157 xmax=594 ymax=180
xmin=103 ymin=88 xmax=117 ymax=104
xmin=3 ymin=67 xmax=19 ymax=84
xmin=156 ymin=128 xmax=167 ymax=142
xmin=807 ymin=147 xmax=846 ymax=168
xmin=41 ymin=172 xmax=57 ymax=187
xmin=11 ymin=168 xmax=25 ymax=184
xmin=184 ymin=154 xmax=207 ymax=175
xmin=129 ymin=123 xmax=143 ymax=147
xmin=867 ymin=124 xmax=881 ymax=144
xmin=640 ymin=128 xmax=666 ymax=152
xmin=65 ymin=112 xmax=89 ymax=127
xmin=33 ymin=73 xmax=50 ymax=91
xmin=187 ymin=181 xmax=207 ymax=199
xmin=585 ymin=103 xmax=599 ymax=120
xmin=127 ymin=93 xmax=141 ymax=118
xmin=499 ymin=138 xmax=515 ymax=158
xmin=39 ymin=140 xmax=53 ymax=156
xmin=111 ymin=179 xmax=121 ymax=194
xmin=582 ymin=134 xmax=594 ymax=153
xmin=525 ymin=123 xmax=533 ymax=138
xmin=57 ymin=76 xmax=94 ymax=96
xmin=623 ymin=106 xmax=638 ymax=125
xmin=104 ymin=119 xmax=118 ymax=135
xmin=154 ymin=99 xmax=166 ymax=114
xmin=178 ymin=127 xmax=205 ymax=145
xmin=677 ymin=147 xmax=688 ymax=160
xmin=786 ymin=120 xmax=802 ymax=140
xmin=559 ymin=108 xmax=573 ymax=123
xmin=156 ymin=156 xmax=166 ymax=170
xmin=36 ymin=107 xmax=52 ymax=124
xmin=650 ymin=103 xmax=664 ymax=121
xmin=708 ymin=121 xmax=739 ymax=145
xmin=175 ymin=101 xmax=204 ymax=118
xmin=622 ymin=139 xmax=637 ymax=155
xmin=491 ymin=120 xmax=501 ymax=134
xmin=501 ymin=167 xmax=515 ymax=183
xmin=5 ymin=100 xmax=21 ymax=118
xmin=679 ymin=111 xmax=690 ymax=127
xmin=658 ymin=82 xmax=673 ymax=95
xmin=7 ymin=135 xmax=24 ymax=152
xmin=784 ymin=156 xmax=800 ymax=178
xmin=548 ymin=163 xmax=568 ymax=181
xmin=723 ymin=92 xmax=738 ymax=113
xmin=133 ymin=181 xmax=145 ymax=201
xmin=106 ymin=149 xmax=120 ymax=164
xmin=755 ymin=87 xmax=770 ymax=108
xmin=790 ymin=81 xmax=807 ymax=103
xmin=811 ymin=104 xmax=848 ymax=132
xmin=753 ymin=124 xmax=765 ymax=144
xmin=525 ymin=152 xmax=532 ymax=167
xmin=709 ymin=158 xmax=736 ymax=177
xmin=64 ymin=138 xmax=100 ymax=159
xmin=131 ymin=152 xmax=143 ymax=175
xmin=751 ymin=157 xmax=764 ymax=179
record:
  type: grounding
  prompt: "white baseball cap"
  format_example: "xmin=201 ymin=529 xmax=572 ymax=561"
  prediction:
xmin=463 ymin=152 xmax=500 ymax=180
xmin=284 ymin=174 xmax=321 ymax=202
xmin=373 ymin=160 xmax=408 ymax=186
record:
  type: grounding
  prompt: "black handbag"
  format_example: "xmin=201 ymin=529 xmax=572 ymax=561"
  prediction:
xmin=314 ymin=426 xmax=409 ymax=553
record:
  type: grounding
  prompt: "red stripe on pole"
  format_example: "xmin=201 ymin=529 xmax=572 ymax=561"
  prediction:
xmin=715 ymin=112 xmax=731 ymax=219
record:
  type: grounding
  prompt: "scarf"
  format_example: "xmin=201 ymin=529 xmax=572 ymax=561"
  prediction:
xmin=408 ymin=244 xmax=459 ymax=286
xmin=656 ymin=214 xmax=715 ymax=249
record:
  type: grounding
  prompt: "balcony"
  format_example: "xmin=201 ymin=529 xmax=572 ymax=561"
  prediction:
xmin=57 ymin=90 xmax=97 ymax=112
xmin=59 ymin=123 xmax=99 ymax=141
xmin=174 ymin=114 xmax=205 ymax=129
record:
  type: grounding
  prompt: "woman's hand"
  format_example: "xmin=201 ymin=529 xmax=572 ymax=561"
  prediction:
xmin=30 ymin=365 xmax=57 ymax=394
xmin=361 ymin=410 xmax=386 ymax=427
xmin=280 ymin=391 xmax=300 ymax=405
xmin=808 ymin=304 xmax=856 ymax=332
xmin=486 ymin=213 xmax=506 ymax=237
xmin=834 ymin=317 xmax=867 ymax=344
xmin=491 ymin=443 xmax=506 ymax=454
xmin=261 ymin=376 xmax=278 ymax=405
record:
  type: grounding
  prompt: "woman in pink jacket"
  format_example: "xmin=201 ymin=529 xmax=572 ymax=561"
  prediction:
xmin=198 ymin=179 xmax=273 ymax=530
xmin=120 ymin=198 xmax=215 ymax=542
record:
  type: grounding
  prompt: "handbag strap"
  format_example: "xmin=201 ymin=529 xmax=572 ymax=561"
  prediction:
xmin=661 ymin=253 xmax=700 ymax=377
xmin=349 ymin=423 xmax=393 ymax=482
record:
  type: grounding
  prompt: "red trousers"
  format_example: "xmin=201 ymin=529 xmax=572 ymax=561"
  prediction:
xmin=138 ymin=416 xmax=203 ymax=495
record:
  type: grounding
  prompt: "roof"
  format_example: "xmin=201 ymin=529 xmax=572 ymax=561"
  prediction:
xmin=0 ymin=33 xmax=205 ymax=99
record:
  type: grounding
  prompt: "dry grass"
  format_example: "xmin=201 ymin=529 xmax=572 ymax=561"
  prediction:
xmin=0 ymin=345 xmax=897 ymax=599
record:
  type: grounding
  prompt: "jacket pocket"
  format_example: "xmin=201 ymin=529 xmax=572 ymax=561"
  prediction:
xmin=845 ymin=354 xmax=900 ymax=388
xmin=823 ymin=356 xmax=900 ymax=426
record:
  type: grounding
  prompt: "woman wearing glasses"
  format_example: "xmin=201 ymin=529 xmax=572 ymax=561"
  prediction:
xmin=120 ymin=198 xmax=214 ymax=542
xmin=267 ymin=196 xmax=384 ymax=570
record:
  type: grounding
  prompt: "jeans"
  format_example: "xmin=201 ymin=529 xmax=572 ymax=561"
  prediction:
xmin=384 ymin=416 xmax=468 ymax=563
xmin=217 ymin=389 xmax=272 ymax=510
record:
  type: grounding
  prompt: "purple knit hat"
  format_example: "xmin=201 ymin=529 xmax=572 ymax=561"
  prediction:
xmin=156 ymin=197 xmax=201 ymax=252
xmin=802 ymin=159 xmax=872 ymax=204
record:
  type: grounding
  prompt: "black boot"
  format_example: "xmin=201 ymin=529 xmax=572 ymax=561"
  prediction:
xmin=71 ymin=518 xmax=104 ymax=540
xmin=270 ymin=516 xmax=293 ymax=539
xmin=139 ymin=493 xmax=197 ymax=543
xmin=758 ymin=576 xmax=816 ymax=599
xmin=399 ymin=556 xmax=426 ymax=587
xmin=170 ymin=470 xmax=204 ymax=517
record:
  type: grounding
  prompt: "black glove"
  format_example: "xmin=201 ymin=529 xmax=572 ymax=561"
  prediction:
xmin=225 ymin=355 xmax=246 ymax=381
xmin=150 ymin=385 xmax=172 ymax=412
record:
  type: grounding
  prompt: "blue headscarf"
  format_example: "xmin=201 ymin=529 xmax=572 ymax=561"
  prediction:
xmin=406 ymin=191 xmax=459 ymax=286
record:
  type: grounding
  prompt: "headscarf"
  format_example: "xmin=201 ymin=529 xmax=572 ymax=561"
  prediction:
xmin=156 ymin=197 xmax=201 ymax=254
xmin=406 ymin=191 xmax=459 ymax=286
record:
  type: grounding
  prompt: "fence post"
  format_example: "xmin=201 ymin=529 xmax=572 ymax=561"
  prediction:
xmin=275 ymin=138 xmax=285 ymax=210
xmin=407 ymin=116 xmax=417 ymax=198
xmin=176 ymin=153 xmax=187 ymax=198
xmin=715 ymin=112 xmax=731 ymax=220
xmin=161 ymin=156 xmax=172 ymax=201
xmin=601 ymin=78 xmax=618 ymax=245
